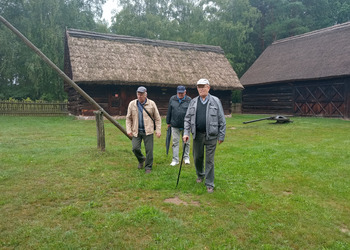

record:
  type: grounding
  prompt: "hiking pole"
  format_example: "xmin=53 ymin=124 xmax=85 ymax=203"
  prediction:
xmin=176 ymin=143 xmax=187 ymax=188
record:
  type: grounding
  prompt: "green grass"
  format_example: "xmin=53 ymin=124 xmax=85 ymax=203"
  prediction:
xmin=0 ymin=115 xmax=349 ymax=249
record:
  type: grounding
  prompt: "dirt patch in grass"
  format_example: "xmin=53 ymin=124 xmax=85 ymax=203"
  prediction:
xmin=340 ymin=225 xmax=350 ymax=235
xmin=164 ymin=196 xmax=200 ymax=206
xmin=282 ymin=190 xmax=293 ymax=195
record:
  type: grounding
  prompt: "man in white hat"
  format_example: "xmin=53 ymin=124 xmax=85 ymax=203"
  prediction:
xmin=183 ymin=79 xmax=226 ymax=193
xmin=126 ymin=86 xmax=161 ymax=174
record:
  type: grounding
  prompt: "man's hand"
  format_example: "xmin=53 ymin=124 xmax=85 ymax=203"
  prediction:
xmin=183 ymin=135 xmax=189 ymax=143
xmin=128 ymin=132 xmax=133 ymax=137
xmin=156 ymin=131 xmax=161 ymax=138
xmin=167 ymin=124 xmax=171 ymax=128
xmin=218 ymin=140 xmax=223 ymax=144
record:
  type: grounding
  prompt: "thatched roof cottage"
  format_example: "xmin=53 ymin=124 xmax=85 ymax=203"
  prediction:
xmin=64 ymin=29 xmax=242 ymax=116
xmin=240 ymin=22 xmax=350 ymax=119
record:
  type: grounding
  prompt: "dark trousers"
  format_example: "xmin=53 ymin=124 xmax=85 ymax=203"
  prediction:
xmin=193 ymin=132 xmax=217 ymax=188
xmin=132 ymin=131 xmax=154 ymax=170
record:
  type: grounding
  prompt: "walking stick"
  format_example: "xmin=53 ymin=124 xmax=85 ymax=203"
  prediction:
xmin=176 ymin=143 xmax=187 ymax=188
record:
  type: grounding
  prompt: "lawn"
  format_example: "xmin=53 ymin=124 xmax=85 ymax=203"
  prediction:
xmin=0 ymin=115 xmax=349 ymax=249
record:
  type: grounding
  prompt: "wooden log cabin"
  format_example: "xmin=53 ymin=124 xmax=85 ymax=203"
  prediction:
xmin=64 ymin=29 xmax=243 ymax=116
xmin=240 ymin=22 xmax=350 ymax=119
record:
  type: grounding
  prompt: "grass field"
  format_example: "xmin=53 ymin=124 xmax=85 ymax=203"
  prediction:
xmin=0 ymin=115 xmax=349 ymax=249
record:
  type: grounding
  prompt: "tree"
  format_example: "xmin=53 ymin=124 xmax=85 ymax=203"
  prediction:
xmin=111 ymin=0 xmax=177 ymax=39
xmin=203 ymin=0 xmax=260 ymax=76
xmin=250 ymin=0 xmax=309 ymax=55
xmin=249 ymin=0 xmax=350 ymax=56
xmin=0 ymin=0 xmax=107 ymax=101
xmin=302 ymin=0 xmax=350 ymax=28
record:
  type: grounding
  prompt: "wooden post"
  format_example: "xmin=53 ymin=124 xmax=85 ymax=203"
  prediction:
xmin=94 ymin=111 xmax=105 ymax=151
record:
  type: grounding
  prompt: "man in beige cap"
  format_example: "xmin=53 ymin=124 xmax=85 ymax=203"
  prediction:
xmin=183 ymin=79 xmax=226 ymax=193
xmin=126 ymin=86 xmax=161 ymax=174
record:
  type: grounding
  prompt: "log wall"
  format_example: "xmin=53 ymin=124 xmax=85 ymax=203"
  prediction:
xmin=64 ymin=83 xmax=233 ymax=116
xmin=242 ymin=78 xmax=350 ymax=119
xmin=242 ymin=83 xmax=294 ymax=115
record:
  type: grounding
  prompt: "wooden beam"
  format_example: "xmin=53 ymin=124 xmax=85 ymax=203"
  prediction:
xmin=0 ymin=15 xmax=132 ymax=140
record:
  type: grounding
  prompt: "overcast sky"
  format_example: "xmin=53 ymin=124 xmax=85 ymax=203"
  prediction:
xmin=102 ymin=0 xmax=118 ymax=25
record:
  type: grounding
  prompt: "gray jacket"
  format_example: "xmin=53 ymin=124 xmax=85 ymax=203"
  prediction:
xmin=184 ymin=94 xmax=226 ymax=141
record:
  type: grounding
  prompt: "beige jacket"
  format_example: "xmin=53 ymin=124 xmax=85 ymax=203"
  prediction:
xmin=126 ymin=99 xmax=161 ymax=137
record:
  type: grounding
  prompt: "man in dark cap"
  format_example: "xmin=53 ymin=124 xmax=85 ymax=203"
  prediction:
xmin=126 ymin=86 xmax=161 ymax=174
xmin=166 ymin=85 xmax=192 ymax=166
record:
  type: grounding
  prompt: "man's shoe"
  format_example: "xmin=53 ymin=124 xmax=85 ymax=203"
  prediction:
xmin=184 ymin=159 xmax=190 ymax=165
xmin=196 ymin=178 xmax=203 ymax=183
xmin=145 ymin=169 xmax=152 ymax=174
xmin=138 ymin=158 xmax=146 ymax=169
xmin=170 ymin=161 xmax=179 ymax=166
xmin=207 ymin=186 xmax=214 ymax=193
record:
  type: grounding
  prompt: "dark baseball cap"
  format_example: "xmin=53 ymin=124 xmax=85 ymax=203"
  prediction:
xmin=177 ymin=85 xmax=186 ymax=93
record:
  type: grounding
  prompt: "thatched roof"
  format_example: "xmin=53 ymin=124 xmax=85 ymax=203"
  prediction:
xmin=65 ymin=29 xmax=242 ymax=90
xmin=240 ymin=22 xmax=350 ymax=86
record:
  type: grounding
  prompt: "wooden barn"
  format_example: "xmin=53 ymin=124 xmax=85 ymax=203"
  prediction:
xmin=240 ymin=22 xmax=350 ymax=119
xmin=64 ymin=29 xmax=242 ymax=116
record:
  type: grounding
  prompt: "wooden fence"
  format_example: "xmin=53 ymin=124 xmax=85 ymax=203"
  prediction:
xmin=0 ymin=100 xmax=68 ymax=116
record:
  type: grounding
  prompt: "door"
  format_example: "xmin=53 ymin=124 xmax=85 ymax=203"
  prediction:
xmin=294 ymin=81 xmax=345 ymax=117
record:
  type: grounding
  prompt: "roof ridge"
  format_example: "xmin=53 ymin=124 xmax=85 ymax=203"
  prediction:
xmin=66 ymin=28 xmax=224 ymax=54
xmin=272 ymin=21 xmax=350 ymax=45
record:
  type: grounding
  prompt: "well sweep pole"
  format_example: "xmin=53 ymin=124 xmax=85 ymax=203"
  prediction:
xmin=0 ymin=15 xmax=131 ymax=140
